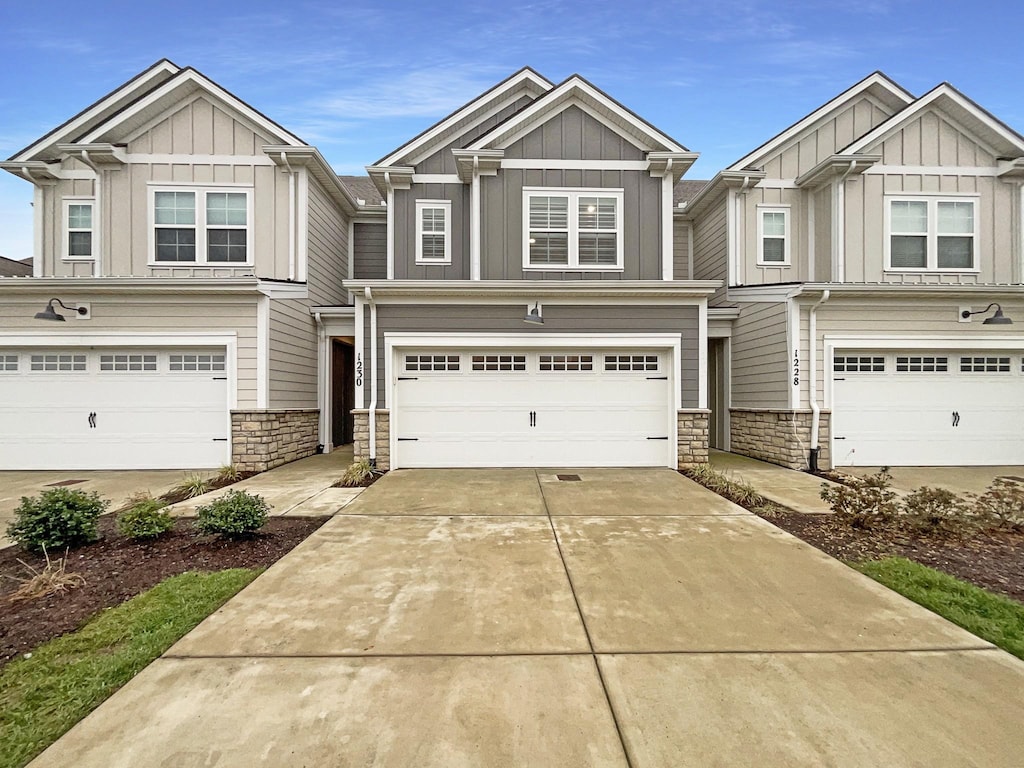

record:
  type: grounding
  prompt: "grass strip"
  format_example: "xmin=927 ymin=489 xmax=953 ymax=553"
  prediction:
xmin=852 ymin=557 xmax=1024 ymax=660
xmin=0 ymin=568 xmax=260 ymax=768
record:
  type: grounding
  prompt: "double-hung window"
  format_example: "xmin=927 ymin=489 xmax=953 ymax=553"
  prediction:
xmin=151 ymin=187 xmax=252 ymax=265
xmin=757 ymin=206 xmax=789 ymax=265
xmin=415 ymin=200 xmax=451 ymax=264
xmin=887 ymin=197 xmax=977 ymax=271
xmin=63 ymin=199 xmax=94 ymax=260
xmin=523 ymin=187 xmax=623 ymax=270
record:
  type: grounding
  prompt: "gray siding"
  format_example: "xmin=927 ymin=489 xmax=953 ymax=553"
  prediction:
xmin=414 ymin=96 xmax=534 ymax=174
xmin=690 ymin=194 xmax=728 ymax=305
xmin=306 ymin=175 xmax=348 ymax=306
xmin=730 ymin=302 xmax=789 ymax=408
xmin=268 ymin=298 xmax=317 ymax=409
xmin=393 ymin=184 xmax=470 ymax=279
xmin=353 ymin=222 xmax=386 ymax=279
xmin=503 ymin=105 xmax=646 ymax=161
xmin=673 ymin=217 xmax=690 ymax=280
xmin=370 ymin=304 xmax=700 ymax=408
xmin=480 ymin=169 xmax=662 ymax=280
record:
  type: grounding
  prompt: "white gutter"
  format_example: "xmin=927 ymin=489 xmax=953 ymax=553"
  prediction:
xmin=314 ymin=311 xmax=328 ymax=453
xmin=808 ymin=289 xmax=831 ymax=469
xmin=365 ymin=286 xmax=378 ymax=466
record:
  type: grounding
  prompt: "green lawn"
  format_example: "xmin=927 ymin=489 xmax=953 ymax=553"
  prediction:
xmin=0 ymin=568 xmax=260 ymax=768
xmin=852 ymin=557 xmax=1024 ymax=661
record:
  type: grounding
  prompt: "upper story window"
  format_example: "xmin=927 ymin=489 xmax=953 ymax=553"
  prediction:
xmin=150 ymin=187 xmax=252 ymax=265
xmin=63 ymin=199 xmax=94 ymax=261
xmin=757 ymin=206 xmax=789 ymax=266
xmin=887 ymin=197 xmax=977 ymax=272
xmin=523 ymin=187 xmax=623 ymax=271
xmin=415 ymin=200 xmax=451 ymax=265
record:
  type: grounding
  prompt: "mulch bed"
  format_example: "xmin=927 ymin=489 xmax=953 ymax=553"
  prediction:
xmin=0 ymin=515 xmax=328 ymax=669
xmin=764 ymin=510 xmax=1024 ymax=603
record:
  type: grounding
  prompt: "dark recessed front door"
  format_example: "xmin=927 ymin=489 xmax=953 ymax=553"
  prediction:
xmin=332 ymin=340 xmax=355 ymax=446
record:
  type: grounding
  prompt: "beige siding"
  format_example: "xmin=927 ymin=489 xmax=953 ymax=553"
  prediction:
xmin=268 ymin=298 xmax=318 ymax=409
xmin=0 ymin=293 xmax=259 ymax=407
xmin=813 ymin=186 xmax=833 ymax=281
xmin=306 ymin=175 xmax=349 ymax=306
xmin=761 ymin=96 xmax=895 ymax=178
xmin=730 ymin=302 xmax=789 ymax=408
xmin=690 ymin=194 xmax=728 ymax=305
xmin=845 ymin=108 xmax=1017 ymax=284
xmin=738 ymin=186 xmax=809 ymax=285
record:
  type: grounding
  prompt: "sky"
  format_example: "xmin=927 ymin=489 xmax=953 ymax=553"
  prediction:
xmin=1 ymin=0 xmax=1023 ymax=262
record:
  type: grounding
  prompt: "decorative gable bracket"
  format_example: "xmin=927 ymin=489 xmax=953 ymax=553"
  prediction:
xmin=646 ymin=151 xmax=700 ymax=182
xmin=452 ymin=150 xmax=504 ymax=183
xmin=55 ymin=143 xmax=128 ymax=171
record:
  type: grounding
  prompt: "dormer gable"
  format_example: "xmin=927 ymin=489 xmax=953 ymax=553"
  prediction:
xmin=727 ymin=71 xmax=914 ymax=174
xmin=8 ymin=59 xmax=180 ymax=164
xmin=375 ymin=67 xmax=553 ymax=168
xmin=840 ymin=82 xmax=1024 ymax=165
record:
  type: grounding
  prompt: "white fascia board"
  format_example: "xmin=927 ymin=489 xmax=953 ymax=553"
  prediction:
xmin=466 ymin=77 xmax=686 ymax=153
xmin=265 ymin=146 xmax=358 ymax=215
xmin=841 ymin=84 xmax=1024 ymax=157
xmin=309 ymin=305 xmax=356 ymax=317
xmin=342 ymin=279 xmax=721 ymax=300
xmin=9 ymin=60 xmax=180 ymax=163
xmin=377 ymin=69 xmax=554 ymax=167
xmin=678 ymin=170 xmax=764 ymax=221
xmin=728 ymin=72 xmax=914 ymax=172
xmin=0 ymin=277 xmax=260 ymax=294
xmin=79 ymin=69 xmax=305 ymax=147
xmin=256 ymin=280 xmax=308 ymax=299
xmin=795 ymin=154 xmax=882 ymax=188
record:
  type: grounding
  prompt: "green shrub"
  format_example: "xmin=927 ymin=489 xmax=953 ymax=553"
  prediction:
xmin=171 ymin=472 xmax=211 ymax=500
xmin=901 ymin=486 xmax=974 ymax=534
xmin=6 ymin=488 xmax=108 ymax=553
xmin=116 ymin=498 xmax=174 ymax=540
xmin=195 ymin=490 xmax=269 ymax=538
xmin=819 ymin=468 xmax=899 ymax=528
xmin=973 ymin=478 xmax=1024 ymax=531
xmin=338 ymin=458 xmax=381 ymax=487
xmin=216 ymin=464 xmax=243 ymax=484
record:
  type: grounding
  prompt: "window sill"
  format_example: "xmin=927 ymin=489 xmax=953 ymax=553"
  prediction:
xmin=883 ymin=267 xmax=981 ymax=274
xmin=756 ymin=261 xmax=791 ymax=268
xmin=414 ymin=259 xmax=452 ymax=266
xmin=522 ymin=265 xmax=625 ymax=272
xmin=148 ymin=261 xmax=255 ymax=268
xmin=61 ymin=256 xmax=97 ymax=263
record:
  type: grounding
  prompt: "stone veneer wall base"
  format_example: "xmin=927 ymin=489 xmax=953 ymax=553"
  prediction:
xmin=231 ymin=409 xmax=320 ymax=473
xmin=729 ymin=408 xmax=831 ymax=471
xmin=353 ymin=409 xmax=391 ymax=471
xmin=677 ymin=409 xmax=710 ymax=467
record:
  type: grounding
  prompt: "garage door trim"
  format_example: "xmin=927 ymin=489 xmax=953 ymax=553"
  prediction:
xmin=385 ymin=332 xmax=683 ymax=470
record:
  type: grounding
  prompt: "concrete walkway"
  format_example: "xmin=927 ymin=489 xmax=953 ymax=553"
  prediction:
xmin=710 ymin=449 xmax=839 ymax=513
xmin=167 ymin=446 xmax=360 ymax=517
xmin=29 ymin=468 xmax=1024 ymax=767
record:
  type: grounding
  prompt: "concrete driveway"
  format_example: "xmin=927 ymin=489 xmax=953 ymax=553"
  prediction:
xmin=844 ymin=464 xmax=1024 ymax=495
xmin=29 ymin=468 xmax=1024 ymax=767
xmin=0 ymin=469 xmax=207 ymax=548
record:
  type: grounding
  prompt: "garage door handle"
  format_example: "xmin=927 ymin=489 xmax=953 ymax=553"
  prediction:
xmin=398 ymin=376 xmax=418 ymax=381
xmin=212 ymin=376 xmax=227 ymax=381
xmin=647 ymin=436 xmax=669 ymax=440
xmin=88 ymin=412 xmax=96 ymax=429
xmin=397 ymin=437 xmax=419 ymax=441
xmin=647 ymin=376 xmax=668 ymax=380
xmin=952 ymin=411 xmax=960 ymax=427
xmin=212 ymin=438 xmax=228 ymax=442
xmin=529 ymin=411 xmax=536 ymax=427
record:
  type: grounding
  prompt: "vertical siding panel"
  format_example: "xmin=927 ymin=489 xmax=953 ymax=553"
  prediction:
xmin=151 ymin=119 xmax=172 ymax=153
xmin=171 ymin=102 xmax=193 ymax=154
xmin=192 ymin=98 xmax=214 ymax=154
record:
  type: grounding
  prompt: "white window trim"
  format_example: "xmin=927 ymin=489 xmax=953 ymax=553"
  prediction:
xmin=414 ymin=199 xmax=452 ymax=265
xmin=147 ymin=185 xmax=254 ymax=266
xmin=522 ymin=187 xmax=624 ymax=271
xmin=62 ymin=197 xmax=95 ymax=262
xmin=756 ymin=204 xmax=790 ymax=266
xmin=884 ymin=195 xmax=980 ymax=273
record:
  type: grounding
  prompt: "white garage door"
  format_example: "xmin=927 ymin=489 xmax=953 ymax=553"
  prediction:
xmin=393 ymin=348 xmax=674 ymax=468
xmin=0 ymin=348 xmax=229 ymax=470
xmin=832 ymin=350 xmax=1024 ymax=466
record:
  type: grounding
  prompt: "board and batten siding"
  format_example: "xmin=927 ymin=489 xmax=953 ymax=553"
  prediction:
xmin=502 ymin=106 xmax=646 ymax=162
xmin=737 ymin=185 xmax=808 ymax=285
xmin=690 ymin=194 xmax=729 ymax=305
xmin=42 ymin=96 xmax=291 ymax=280
xmin=392 ymin=184 xmax=470 ymax=279
xmin=306 ymin=175 xmax=349 ymax=306
xmin=367 ymin=304 xmax=700 ymax=408
xmin=730 ymin=302 xmax=789 ymax=408
xmin=353 ymin=223 xmax=386 ymax=279
xmin=268 ymin=298 xmax=318 ymax=409
xmin=843 ymin=110 xmax=1017 ymax=284
xmin=414 ymin=96 xmax=535 ymax=175
xmin=759 ymin=96 xmax=896 ymax=179
xmin=0 ymin=293 xmax=259 ymax=408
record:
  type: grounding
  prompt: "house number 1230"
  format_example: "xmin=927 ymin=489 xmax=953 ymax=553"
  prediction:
xmin=355 ymin=353 xmax=363 ymax=387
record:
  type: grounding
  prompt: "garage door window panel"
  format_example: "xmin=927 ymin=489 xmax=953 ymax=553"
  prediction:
xmin=405 ymin=355 xmax=459 ymax=372
xmin=960 ymin=356 xmax=1010 ymax=373
xmin=605 ymin=354 xmax=659 ymax=372
xmin=100 ymin=354 xmax=158 ymax=372
xmin=887 ymin=197 xmax=977 ymax=272
xmin=170 ymin=353 xmax=226 ymax=372
xmin=896 ymin=356 xmax=948 ymax=373
xmin=539 ymin=354 xmax=593 ymax=372
xmin=472 ymin=354 xmax=526 ymax=372
xmin=0 ymin=354 xmax=18 ymax=372
xmin=834 ymin=355 xmax=885 ymax=373
xmin=31 ymin=354 xmax=86 ymax=372
xmin=524 ymin=188 xmax=623 ymax=270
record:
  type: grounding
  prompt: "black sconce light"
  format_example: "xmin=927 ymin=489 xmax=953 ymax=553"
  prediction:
xmin=34 ymin=298 xmax=88 ymax=322
xmin=523 ymin=302 xmax=544 ymax=325
xmin=961 ymin=303 xmax=1013 ymax=325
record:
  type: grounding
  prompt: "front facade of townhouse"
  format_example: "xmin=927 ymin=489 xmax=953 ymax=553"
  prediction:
xmin=1 ymin=62 xmax=1022 ymax=472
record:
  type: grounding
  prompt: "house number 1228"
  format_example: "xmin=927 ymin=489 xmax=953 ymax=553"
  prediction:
xmin=792 ymin=349 xmax=800 ymax=386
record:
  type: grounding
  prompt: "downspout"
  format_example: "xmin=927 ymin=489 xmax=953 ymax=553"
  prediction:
xmin=833 ymin=161 xmax=858 ymax=283
xmin=365 ymin=286 xmax=378 ymax=467
xmin=661 ymin=157 xmax=673 ymax=280
xmin=734 ymin=176 xmax=753 ymax=285
xmin=314 ymin=311 xmax=328 ymax=453
xmin=280 ymin=152 xmax=296 ymax=282
xmin=384 ymin=172 xmax=395 ymax=280
xmin=470 ymin=155 xmax=481 ymax=280
xmin=808 ymin=289 xmax=831 ymax=471
xmin=78 ymin=150 xmax=102 ymax=277
xmin=23 ymin=167 xmax=45 ymax=276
